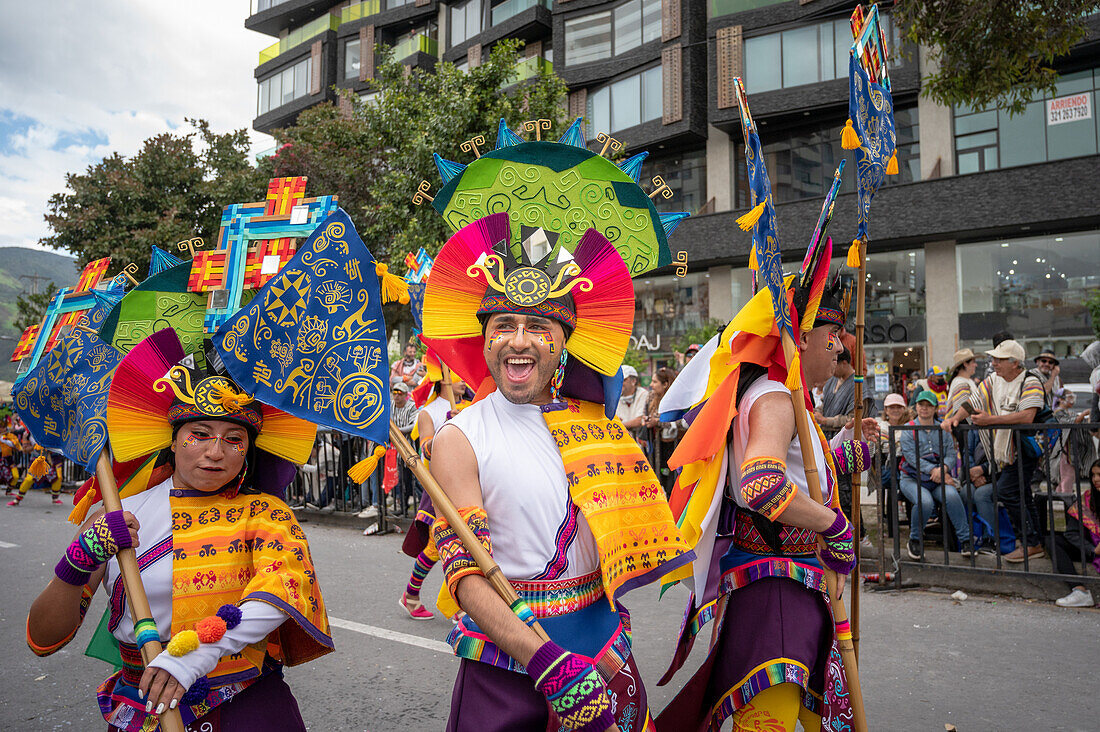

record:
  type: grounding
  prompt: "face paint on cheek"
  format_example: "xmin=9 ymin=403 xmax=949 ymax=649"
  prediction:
xmin=182 ymin=434 xmax=200 ymax=448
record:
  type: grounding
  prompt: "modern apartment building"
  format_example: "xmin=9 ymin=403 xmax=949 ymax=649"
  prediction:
xmin=247 ymin=1 xmax=1100 ymax=376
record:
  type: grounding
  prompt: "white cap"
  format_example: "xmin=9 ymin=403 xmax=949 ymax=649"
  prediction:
xmin=986 ymin=339 xmax=1025 ymax=362
xmin=621 ymin=364 xmax=638 ymax=380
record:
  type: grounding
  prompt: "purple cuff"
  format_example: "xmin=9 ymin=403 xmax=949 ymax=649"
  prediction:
xmin=526 ymin=640 xmax=567 ymax=682
xmin=104 ymin=510 xmax=133 ymax=550
xmin=823 ymin=508 xmax=850 ymax=539
xmin=54 ymin=556 xmax=91 ymax=587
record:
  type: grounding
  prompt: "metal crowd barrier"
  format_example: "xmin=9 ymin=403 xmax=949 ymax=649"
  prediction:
xmin=880 ymin=421 xmax=1100 ymax=592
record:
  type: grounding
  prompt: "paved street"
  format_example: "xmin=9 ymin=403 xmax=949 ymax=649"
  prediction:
xmin=0 ymin=495 xmax=1096 ymax=731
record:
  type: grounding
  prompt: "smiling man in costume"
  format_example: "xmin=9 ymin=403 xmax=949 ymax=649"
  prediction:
xmin=421 ymin=213 xmax=692 ymax=732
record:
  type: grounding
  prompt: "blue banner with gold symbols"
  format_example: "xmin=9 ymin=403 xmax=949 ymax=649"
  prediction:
xmin=214 ymin=209 xmax=391 ymax=445
xmin=13 ymin=327 xmax=120 ymax=471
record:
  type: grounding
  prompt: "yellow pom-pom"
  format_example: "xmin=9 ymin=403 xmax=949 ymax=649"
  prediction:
xmin=348 ymin=445 xmax=387 ymax=483
xmin=841 ymin=119 xmax=861 ymax=150
xmin=886 ymin=150 xmax=899 ymax=175
xmin=376 ymin=263 xmax=411 ymax=305
xmin=167 ymin=630 xmax=200 ymax=657
xmin=28 ymin=455 xmax=49 ymax=478
xmin=846 ymin=239 xmax=862 ymax=268
xmin=736 ymin=197 xmax=767 ymax=232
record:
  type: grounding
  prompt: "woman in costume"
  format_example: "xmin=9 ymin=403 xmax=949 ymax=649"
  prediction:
xmin=8 ymin=439 xmax=65 ymax=506
xmin=1 ymin=420 xmax=24 ymax=496
xmin=26 ymin=330 xmax=331 ymax=731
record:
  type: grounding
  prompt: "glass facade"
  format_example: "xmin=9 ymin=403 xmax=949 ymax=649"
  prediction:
xmin=733 ymin=109 xmax=919 ymax=206
xmin=564 ymin=0 xmax=660 ymax=66
xmin=954 ymin=69 xmax=1100 ymax=175
xmin=586 ymin=65 xmax=662 ymax=136
xmin=645 ymin=149 xmax=707 ymax=214
xmin=957 ymin=230 xmax=1100 ymax=347
xmin=633 ymin=272 xmax=711 ymax=352
xmin=744 ymin=14 xmax=902 ymax=95
xmin=709 ymin=0 xmax=785 ymax=19
xmin=257 ymin=56 xmax=313 ymax=116
xmin=450 ymin=0 xmax=483 ymax=47
xmin=491 ymin=0 xmax=550 ymax=26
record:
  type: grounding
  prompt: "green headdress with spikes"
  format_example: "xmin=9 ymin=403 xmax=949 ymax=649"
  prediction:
xmin=429 ymin=118 xmax=688 ymax=276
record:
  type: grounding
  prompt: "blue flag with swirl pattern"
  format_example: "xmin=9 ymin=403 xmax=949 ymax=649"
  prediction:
xmin=848 ymin=52 xmax=896 ymax=241
xmin=214 ymin=209 xmax=392 ymax=446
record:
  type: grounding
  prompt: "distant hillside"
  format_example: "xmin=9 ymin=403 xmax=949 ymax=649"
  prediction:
xmin=0 ymin=248 xmax=80 ymax=382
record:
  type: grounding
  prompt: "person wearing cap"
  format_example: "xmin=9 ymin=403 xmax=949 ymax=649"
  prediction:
xmin=25 ymin=331 xmax=331 ymax=731
xmin=943 ymin=339 xmax=1047 ymax=563
xmin=912 ymin=365 xmax=949 ymax=418
xmin=946 ymin=349 xmax=978 ymax=421
xmin=1034 ymin=350 xmax=1062 ymax=398
xmin=616 ymin=364 xmax=650 ymax=447
xmin=390 ymin=381 xmax=419 ymax=505
xmin=421 ymin=217 xmax=691 ymax=732
xmin=683 ymin=343 xmax=701 ymax=364
xmin=899 ymin=390 xmax=975 ymax=560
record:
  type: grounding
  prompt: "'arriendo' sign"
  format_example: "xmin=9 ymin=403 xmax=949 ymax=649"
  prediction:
xmin=1046 ymin=93 xmax=1092 ymax=126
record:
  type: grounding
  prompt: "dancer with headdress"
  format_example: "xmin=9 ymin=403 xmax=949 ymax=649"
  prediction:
xmin=1 ymin=418 xmax=23 ymax=495
xmin=25 ymin=330 xmax=332 ymax=731
xmin=8 ymin=440 xmax=65 ymax=506
xmin=417 ymin=120 xmax=694 ymax=731
xmin=653 ymin=78 xmax=873 ymax=731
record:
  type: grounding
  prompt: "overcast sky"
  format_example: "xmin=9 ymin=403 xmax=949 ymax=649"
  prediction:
xmin=0 ymin=1 xmax=274 ymax=253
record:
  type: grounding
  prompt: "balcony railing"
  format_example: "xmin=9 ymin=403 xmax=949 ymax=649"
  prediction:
xmin=392 ymin=33 xmax=439 ymax=60
xmin=341 ymin=0 xmax=382 ymax=23
xmin=491 ymin=0 xmax=550 ymax=26
xmin=258 ymin=13 xmax=341 ymax=65
xmin=513 ymin=55 xmax=552 ymax=83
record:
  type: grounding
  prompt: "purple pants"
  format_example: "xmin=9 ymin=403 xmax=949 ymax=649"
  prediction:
xmin=447 ymin=655 xmax=653 ymax=732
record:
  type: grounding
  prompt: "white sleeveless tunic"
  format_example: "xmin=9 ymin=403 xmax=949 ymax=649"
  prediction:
xmin=439 ymin=391 xmax=600 ymax=581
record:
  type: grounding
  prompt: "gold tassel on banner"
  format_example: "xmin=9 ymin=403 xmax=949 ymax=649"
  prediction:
xmin=348 ymin=445 xmax=387 ymax=483
xmin=29 ymin=455 xmax=49 ymax=478
xmin=736 ymin=197 xmax=767 ymax=232
xmin=847 ymin=239 xmax=862 ymax=268
xmin=748 ymin=244 xmax=758 ymax=272
xmin=842 ymin=119 xmax=861 ymax=150
xmin=886 ymin=151 xmax=899 ymax=175
xmin=376 ymin=263 xmax=411 ymax=304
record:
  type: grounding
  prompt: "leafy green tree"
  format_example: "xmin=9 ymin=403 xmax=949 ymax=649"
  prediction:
xmin=41 ymin=120 xmax=267 ymax=274
xmin=896 ymin=1 xmax=1100 ymax=114
xmin=14 ymin=283 xmax=58 ymax=332
xmin=262 ymin=39 xmax=569 ymax=330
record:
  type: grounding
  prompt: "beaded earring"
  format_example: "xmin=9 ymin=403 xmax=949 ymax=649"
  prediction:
xmin=550 ymin=349 xmax=568 ymax=401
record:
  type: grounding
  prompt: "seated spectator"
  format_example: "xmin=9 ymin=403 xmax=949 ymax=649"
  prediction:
xmin=877 ymin=393 xmax=911 ymax=497
xmin=1053 ymin=459 xmax=1100 ymax=608
xmin=901 ymin=390 xmax=975 ymax=559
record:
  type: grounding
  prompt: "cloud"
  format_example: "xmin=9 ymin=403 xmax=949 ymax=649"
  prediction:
xmin=0 ymin=0 xmax=275 ymax=252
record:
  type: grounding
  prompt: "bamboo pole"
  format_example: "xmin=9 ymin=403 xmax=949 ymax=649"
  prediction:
xmin=95 ymin=448 xmax=187 ymax=732
xmin=850 ymin=237 xmax=868 ymax=660
xmin=779 ymin=337 xmax=868 ymax=732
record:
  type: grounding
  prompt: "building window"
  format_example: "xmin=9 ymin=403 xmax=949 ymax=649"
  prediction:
xmin=344 ymin=38 xmax=361 ymax=80
xmin=646 ymin=149 xmax=707 ymax=213
xmin=257 ymin=55 xmax=313 ymax=116
xmin=586 ymin=65 xmax=662 ymax=136
xmin=954 ymin=69 xmax=1099 ymax=175
xmin=709 ymin=0 xmax=786 ymax=20
xmin=744 ymin=13 xmax=902 ymax=94
xmin=491 ymin=0 xmax=550 ymax=27
xmin=732 ymin=108 xmax=919 ymax=206
xmin=957 ymin=230 xmax=1100 ymax=347
xmin=564 ymin=0 xmax=660 ymax=66
xmin=450 ymin=0 xmax=483 ymax=47
xmin=634 ymin=272 xmax=711 ymax=351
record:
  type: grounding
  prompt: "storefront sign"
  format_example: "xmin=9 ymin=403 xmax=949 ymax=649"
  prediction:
xmin=1047 ymin=93 xmax=1092 ymax=126
xmin=865 ymin=316 xmax=926 ymax=344
xmin=630 ymin=334 xmax=662 ymax=351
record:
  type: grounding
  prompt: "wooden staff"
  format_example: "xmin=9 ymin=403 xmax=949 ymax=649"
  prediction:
xmin=95 ymin=447 xmax=187 ymax=732
xmin=850 ymin=237 xmax=868 ymax=661
xmin=779 ymin=337 xmax=868 ymax=732
xmin=388 ymin=422 xmax=621 ymax=732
